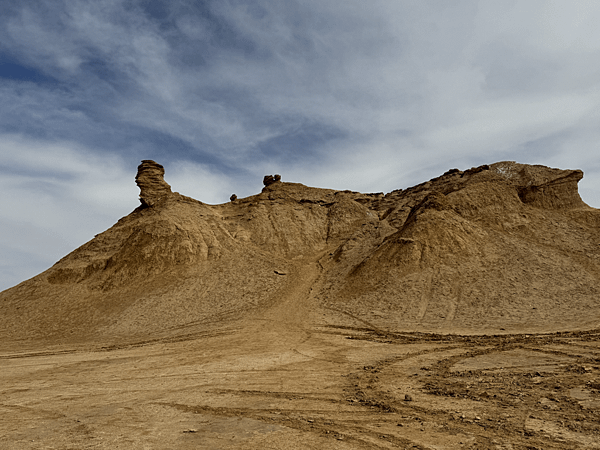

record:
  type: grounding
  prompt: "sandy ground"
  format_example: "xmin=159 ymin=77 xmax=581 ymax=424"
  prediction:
xmin=2 ymin=258 xmax=600 ymax=450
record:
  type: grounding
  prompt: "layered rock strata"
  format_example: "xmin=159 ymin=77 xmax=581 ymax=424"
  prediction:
xmin=135 ymin=160 xmax=173 ymax=207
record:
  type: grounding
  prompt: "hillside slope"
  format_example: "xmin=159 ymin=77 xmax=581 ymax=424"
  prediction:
xmin=2 ymin=160 xmax=600 ymax=346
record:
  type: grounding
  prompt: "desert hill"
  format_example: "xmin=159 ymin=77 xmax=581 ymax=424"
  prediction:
xmin=2 ymin=160 xmax=600 ymax=346
xmin=5 ymin=160 xmax=600 ymax=450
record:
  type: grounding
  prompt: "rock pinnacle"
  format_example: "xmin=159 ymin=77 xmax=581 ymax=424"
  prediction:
xmin=135 ymin=160 xmax=173 ymax=207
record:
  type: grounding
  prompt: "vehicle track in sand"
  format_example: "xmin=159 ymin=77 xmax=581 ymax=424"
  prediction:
xmin=3 ymin=256 xmax=600 ymax=449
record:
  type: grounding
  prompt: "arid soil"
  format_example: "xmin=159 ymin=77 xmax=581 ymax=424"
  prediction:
xmin=1 ymin=161 xmax=600 ymax=449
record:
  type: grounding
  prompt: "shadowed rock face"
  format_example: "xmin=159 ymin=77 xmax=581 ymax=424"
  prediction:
xmin=263 ymin=174 xmax=281 ymax=187
xmin=135 ymin=160 xmax=173 ymax=207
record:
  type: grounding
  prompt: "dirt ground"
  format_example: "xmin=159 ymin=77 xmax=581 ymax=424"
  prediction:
xmin=2 ymin=257 xmax=599 ymax=449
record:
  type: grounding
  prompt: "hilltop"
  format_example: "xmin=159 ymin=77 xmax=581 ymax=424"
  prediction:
xmin=1 ymin=159 xmax=599 ymax=346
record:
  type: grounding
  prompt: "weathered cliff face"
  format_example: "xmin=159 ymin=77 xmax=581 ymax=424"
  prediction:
xmin=492 ymin=161 xmax=586 ymax=209
xmin=1 ymin=160 xmax=599 ymax=343
xmin=321 ymin=162 xmax=600 ymax=333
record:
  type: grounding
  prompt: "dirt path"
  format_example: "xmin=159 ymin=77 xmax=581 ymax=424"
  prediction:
xmin=243 ymin=253 xmax=324 ymax=349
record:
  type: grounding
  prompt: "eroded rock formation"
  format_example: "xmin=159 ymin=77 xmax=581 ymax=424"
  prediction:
xmin=135 ymin=160 xmax=173 ymax=207
xmin=263 ymin=174 xmax=281 ymax=187
xmin=1 ymin=160 xmax=599 ymax=343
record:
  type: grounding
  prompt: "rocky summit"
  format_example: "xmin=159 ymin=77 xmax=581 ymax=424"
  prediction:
xmin=2 ymin=161 xmax=600 ymax=449
xmin=2 ymin=160 xmax=598 ymax=343
xmin=135 ymin=159 xmax=173 ymax=207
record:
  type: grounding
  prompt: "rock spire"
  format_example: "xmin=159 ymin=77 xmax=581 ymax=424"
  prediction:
xmin=135 ymin=160 xmax=173 ymax=207
xmin=263 ymin=174 xmax=281 ymax=186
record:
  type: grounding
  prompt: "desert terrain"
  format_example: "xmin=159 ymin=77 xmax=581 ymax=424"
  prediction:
xmin=1 ymin=160 xmax=600 ymax=449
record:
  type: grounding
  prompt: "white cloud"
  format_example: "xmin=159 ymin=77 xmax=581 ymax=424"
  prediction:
xmin=2 ymin=0 xmax=600 ymax=289
xmin=167 ymin=160 xmax=237 ymax=204
xmin=0 ymin=134 xmax=141 ymax=290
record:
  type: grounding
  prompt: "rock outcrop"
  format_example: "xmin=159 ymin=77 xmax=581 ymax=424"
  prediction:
xmin=135 ymin=160 xmax=173 ymax=207
xmin=492 ymin=161 xmax=585 ymax=209
xmin=263 ymin=174 xmax=281 ymax=187
xmin=1 ymin=160 xmax=599 ymax=345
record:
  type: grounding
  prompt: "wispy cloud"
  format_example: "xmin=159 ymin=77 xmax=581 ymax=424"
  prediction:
xmin=2 ymin=0 xmax=600 ymax=289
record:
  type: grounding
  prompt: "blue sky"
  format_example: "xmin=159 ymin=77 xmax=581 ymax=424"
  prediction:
xmin=2 ymin=0 xmax=600 ymax=290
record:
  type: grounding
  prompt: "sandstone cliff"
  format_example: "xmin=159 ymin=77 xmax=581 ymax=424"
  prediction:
xmin=1 ymin=161 xmax=599 ymax=345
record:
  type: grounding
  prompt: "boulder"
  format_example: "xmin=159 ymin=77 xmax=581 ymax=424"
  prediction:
xmin=263 ymin=174 xmax=282 ymax=186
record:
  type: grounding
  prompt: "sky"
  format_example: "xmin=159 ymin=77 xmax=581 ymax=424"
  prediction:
xmin=2 ymin=0 xmax=600 ymax=291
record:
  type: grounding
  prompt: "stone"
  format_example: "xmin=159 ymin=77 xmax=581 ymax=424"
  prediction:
xmin=263 ymin=174 xmax=282 ymax=186
xmin=461 ymin=164 xmax=490 ymax=178
xmin=230 ymin=194 xmax=237 ymax=201
xmin=443 ymin=168 xmax=461 ymax=176
xmin=135 ymin=160 xmax=172 ymax=208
